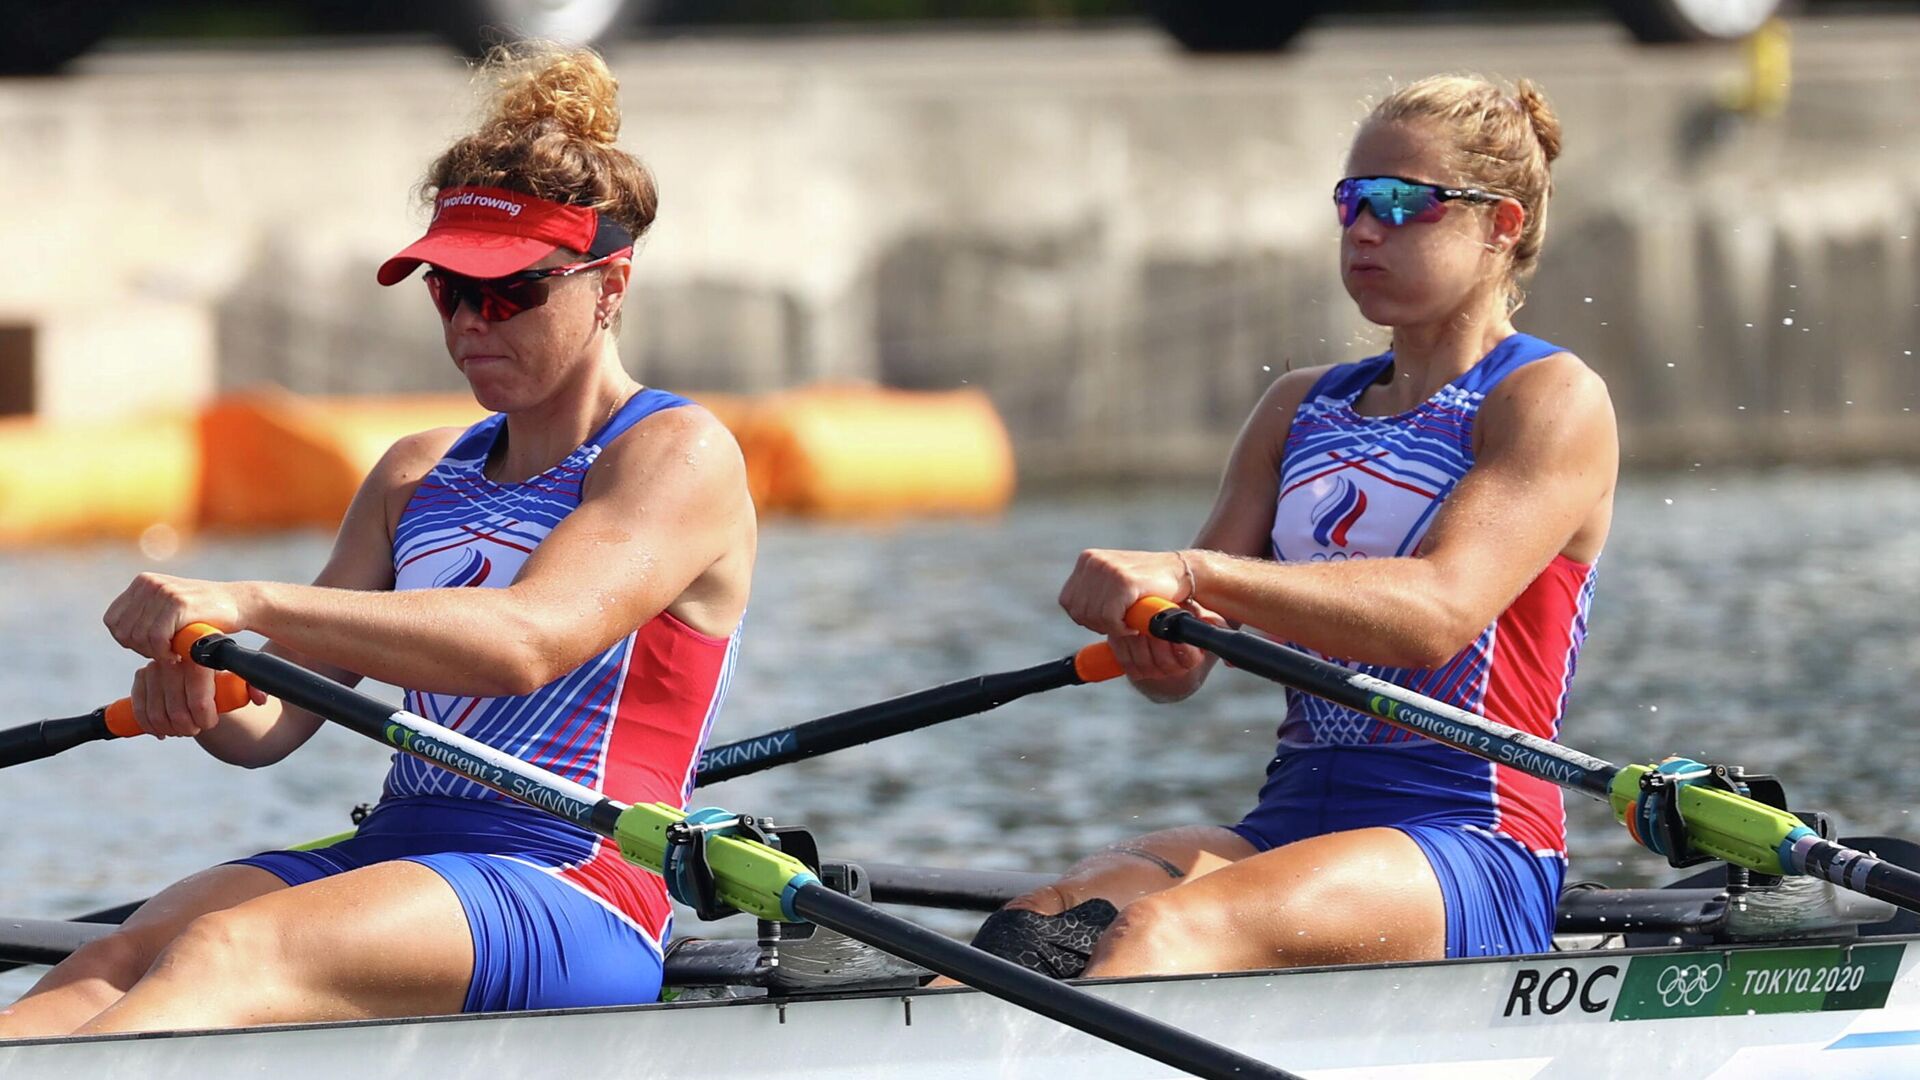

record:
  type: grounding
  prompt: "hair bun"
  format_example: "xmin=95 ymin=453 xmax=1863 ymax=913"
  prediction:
xmin=1514 ymin=78 xmax=1562 ymax=164
xmin=487 ymin=45 xmax=623 ymax=147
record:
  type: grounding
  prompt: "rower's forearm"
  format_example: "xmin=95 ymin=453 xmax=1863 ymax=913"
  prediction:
xmin=194 ymin=697 xmax=295 ymax=768
xmin=1185 ymin=550 xmax=1474 ymax=668
xmin=1128 ymin=653 xmax=1218 ymax=703
xmin=240 ymin=581 xmax=564 ymax=697
xmin=1129 ymin=673 xmax=1200 ymax=703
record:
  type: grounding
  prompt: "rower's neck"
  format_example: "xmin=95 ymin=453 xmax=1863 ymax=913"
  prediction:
xmin=489 ymin=356 xmax=640 ymax=484
xmin=1371 ymin=303 xmax=1517 ymax=413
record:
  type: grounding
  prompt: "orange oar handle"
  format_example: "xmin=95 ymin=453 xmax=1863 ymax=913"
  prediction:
xmin=1124 ymin=596 xmax=1180 ymax=635
xmin=1072 ymin=642 xmax=1125 ymax=683
xmin=101 ymin=624 xmax=253 ymax=737
xmin=102 ymin=674 xmax=253 ymax=737
xmin=171 ymin=622 xmax=229 ymax=663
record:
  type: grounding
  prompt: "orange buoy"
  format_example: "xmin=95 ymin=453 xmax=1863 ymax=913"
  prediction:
xmin=198 ymin=391 xmax=487 ymax=530
xmin=0 ymin=414 xmax=198 ymax=545
xmin=738 ymin=386 xmax=1015 ymax=518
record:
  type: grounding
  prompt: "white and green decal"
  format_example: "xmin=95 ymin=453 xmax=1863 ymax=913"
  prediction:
xmin=1610 ymin=944 xmax=1904 ymax=1021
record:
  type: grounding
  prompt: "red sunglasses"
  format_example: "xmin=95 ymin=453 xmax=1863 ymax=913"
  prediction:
xmin=424 ymin=251 xmax=628 ymax=323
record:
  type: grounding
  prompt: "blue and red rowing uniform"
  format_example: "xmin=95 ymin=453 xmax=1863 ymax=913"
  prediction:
xmin=1230 ymin=332 xmax=1595 ymax=957
xmin=237 ymin=388 xmax=740 ymax=1010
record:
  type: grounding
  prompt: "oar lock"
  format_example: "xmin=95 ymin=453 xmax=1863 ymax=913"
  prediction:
xmin=664 ymin=808 xmax=823 ymax=940
xmin=1628 ymin=759 xmax=1822 ymax=880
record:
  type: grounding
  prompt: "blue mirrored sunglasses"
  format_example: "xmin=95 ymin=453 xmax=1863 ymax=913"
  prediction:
xmin=1334 ymin=176 xmax=1502 ymax=228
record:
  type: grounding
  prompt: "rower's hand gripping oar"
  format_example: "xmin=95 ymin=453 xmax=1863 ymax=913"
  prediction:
xmin=0 ymin=667 xmax=253 ymax=769
xmin=696 ymin=642 xmax=1124 ymax=785
xmin=169 ymin=622 xmax=1299 ymax=1080
xmin=1124 ymin=596 xmax=1920 ymax=916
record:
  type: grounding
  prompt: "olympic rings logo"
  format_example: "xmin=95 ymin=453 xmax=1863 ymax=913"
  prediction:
xmin=1655 ymin=963 xmax=1724 ymax=1007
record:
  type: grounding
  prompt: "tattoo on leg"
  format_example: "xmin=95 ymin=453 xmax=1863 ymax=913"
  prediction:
xmin=1114 ymin=846 xmax=1186 ymax=879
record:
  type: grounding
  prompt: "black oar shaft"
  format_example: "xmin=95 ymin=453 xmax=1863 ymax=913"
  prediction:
xmin=0 ymin=712 xmax=110 ymax=769
xmin=1800 ymin=837 xmax=1920 ymax=912
xmin=864 ymin=862 xmax=1053 ymax=910
xmin=697 ymin=654 xmax=1085 ymax=785
xmin=791 ymin=884 xmax=1301 ymax=1080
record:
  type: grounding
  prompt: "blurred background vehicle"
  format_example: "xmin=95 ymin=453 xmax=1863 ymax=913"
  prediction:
xmin=10 ymin=0 xmax=1914 ymax=74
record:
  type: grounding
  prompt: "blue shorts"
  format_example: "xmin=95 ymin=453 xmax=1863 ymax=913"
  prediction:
xmin=231 ymin=797 xmax=664 ymax=1013
xmin=1230 ymin=745 xmax=1563 ymax=958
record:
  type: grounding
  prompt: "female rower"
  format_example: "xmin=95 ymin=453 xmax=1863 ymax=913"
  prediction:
xmin=977 ymin=75 xmax=1615 ymax=977
xmin=0 ymin=45 xmax=753 ymax=1035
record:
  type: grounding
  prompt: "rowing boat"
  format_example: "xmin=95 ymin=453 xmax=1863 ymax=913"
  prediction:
xmin=4 ymin=861 xmax=1919 ymax=1078
xmin=4 ymin=839 xmax=1917 ymax=1078
xmin=7 ymin=611 xmax=1920 ymax=1077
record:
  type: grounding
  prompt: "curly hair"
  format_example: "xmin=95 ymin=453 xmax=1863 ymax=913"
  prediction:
xmin=422 ymin=42 xmax=657 ymax=247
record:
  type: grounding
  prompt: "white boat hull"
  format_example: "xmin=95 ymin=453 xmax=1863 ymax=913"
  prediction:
xmin=5 ymin=937 xmax=1920 ymax=1078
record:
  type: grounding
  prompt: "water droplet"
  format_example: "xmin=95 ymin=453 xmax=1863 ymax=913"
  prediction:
xmin=1782 ymin=317 xmax=1795 ymax=326
xmin=1664 ymin=498 xmax=1674 ymax=505
xmin=1583 ymin=297 xmax=1594 ymax=304
xmin=1262 ymin=365 xmax=1272 ymax=373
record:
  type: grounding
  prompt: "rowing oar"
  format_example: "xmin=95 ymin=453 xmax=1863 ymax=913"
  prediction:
xmin=1123 ymin=596 xmax=1920 ymax=915
xmin=167 ymin=624 xmax=1293 ymax=1080
xmin=0 ymin=646 xmax=1121 ymax=970
xmin=0 ymin=673 xmax=252 ymax=769
xmin=696 ymin=643 xmax=1123 ymax=785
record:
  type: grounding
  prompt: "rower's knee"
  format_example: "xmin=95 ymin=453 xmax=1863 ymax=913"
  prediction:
xmin=58 ymin=927 xmax=168 ymax=987
xmin=146 ymin=910 xmax=277 ymax=987
xmin=1003 ymin=883 xmax=1072 ymax=916
xmin=1088 ymin=893 xmax=1201 ymax=970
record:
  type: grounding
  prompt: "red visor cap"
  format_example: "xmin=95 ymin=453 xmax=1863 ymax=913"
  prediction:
xmin=377 ymin=186 xmax=602 ymax=286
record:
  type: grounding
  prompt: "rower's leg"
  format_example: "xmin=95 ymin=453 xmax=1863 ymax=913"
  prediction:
xmin=72 ymin=859 xmax=473 ymax=1034
xmin=0 ymin=864 xmax=288 ymax=1039
xmin=933 ymin=826 xmax=1259 ymax=986
xmin=1081 ymin=826 xmax=1445 ymax=977
xmin=1004 ymin=825 xmax=1258 ymax=915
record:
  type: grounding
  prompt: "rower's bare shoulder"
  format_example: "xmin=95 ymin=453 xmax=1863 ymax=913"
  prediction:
xmin=1243 ymin=364 xmax=1335 ymax=440
xmin=1478 ymin=350 xmax=1617 ymax=459
xmin=606 ymin=403 xmax=743 ymax=470
xmin=1494 ymin=350 xmax=1611 ymax=406
xmin=591 ymin=402 xmax=748 ymax=504
xmin=1265 ymin=364 xmax=1337 ymax=404
xmin=371 ymin=426 xmax=467 ymax=490
xmin=358 ymin=426 xmax=467 ymax=533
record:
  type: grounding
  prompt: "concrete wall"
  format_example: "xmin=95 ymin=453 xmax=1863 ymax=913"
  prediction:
xmin=1 ymin=17 xmax=1916 ymax=475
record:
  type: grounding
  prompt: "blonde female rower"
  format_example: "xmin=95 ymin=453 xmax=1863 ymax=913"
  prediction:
xmin=976 ymin=75 xmax=1616 ymax=978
